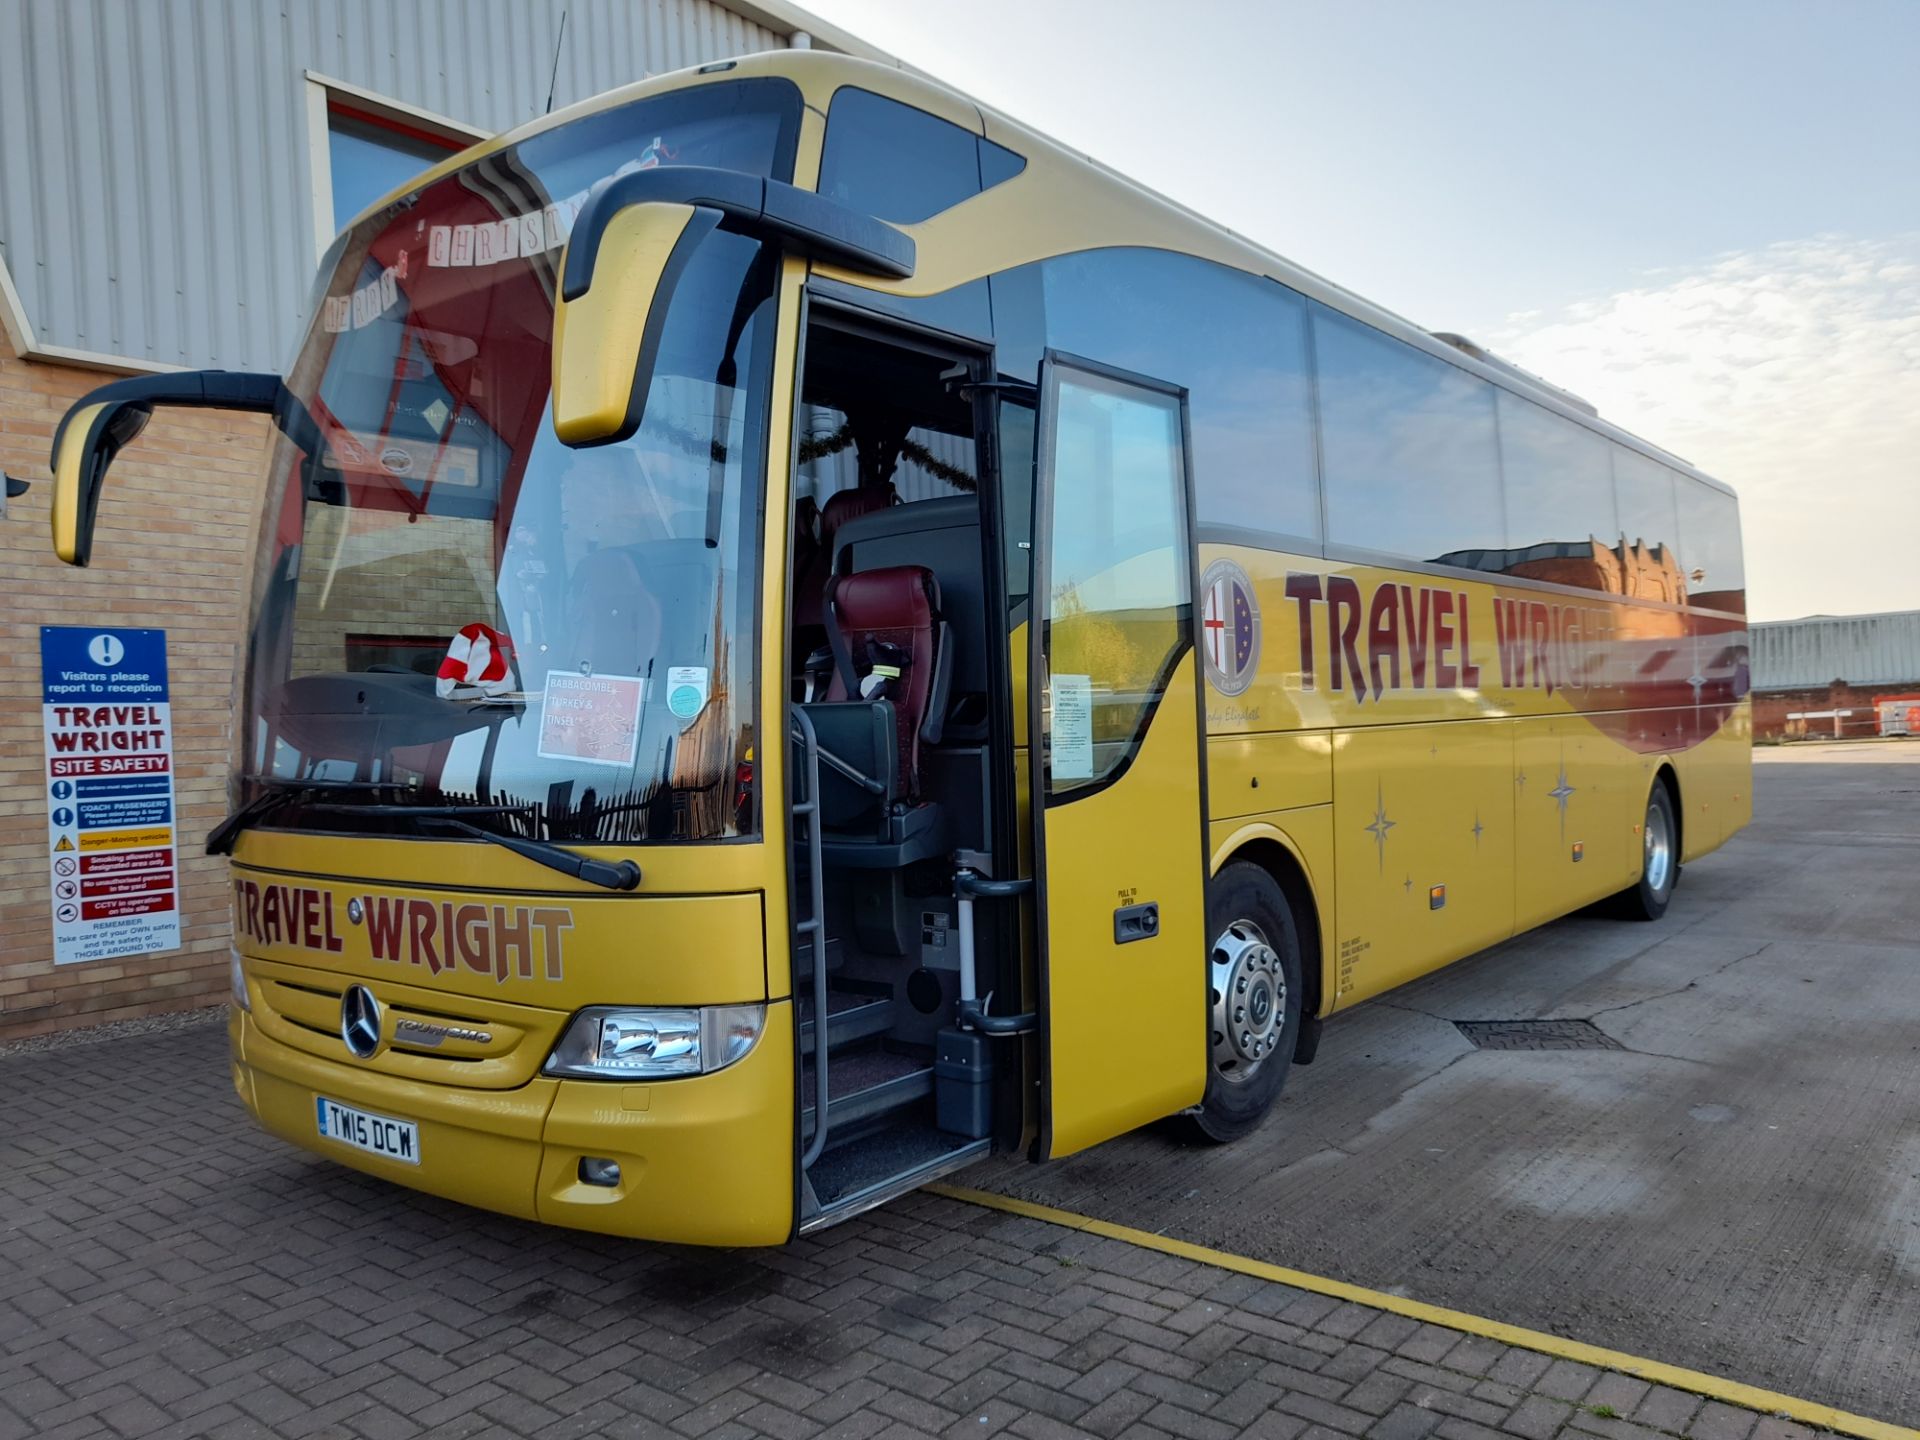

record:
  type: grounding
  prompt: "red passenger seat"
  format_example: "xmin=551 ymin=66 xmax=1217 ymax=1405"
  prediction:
xmin=795 ymin=483 xmax=897 ymax=631
xmin=823 ymin=564 xmax=951 ymax=798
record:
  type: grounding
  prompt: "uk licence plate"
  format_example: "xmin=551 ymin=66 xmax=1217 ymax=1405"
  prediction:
xmin=315 ymin=1096 xmax=420 ymax=1165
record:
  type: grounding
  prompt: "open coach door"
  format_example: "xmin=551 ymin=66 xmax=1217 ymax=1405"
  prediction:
xmin=1028 ymin=353 xmax=1209 ymax=1158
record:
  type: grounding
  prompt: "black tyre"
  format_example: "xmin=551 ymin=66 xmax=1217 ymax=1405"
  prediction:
xmin=1615 ymin=781 xmax=1680 ymax=921
xmin=1185 ymin=862 xmax=1305 ymax=1144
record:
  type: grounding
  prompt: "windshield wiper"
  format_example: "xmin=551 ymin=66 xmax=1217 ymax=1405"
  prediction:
xmin=206 ymin=778 xmax=420 ymax=856
xmin=208 ymin=784 xmax=641 ymax=891
xmin=415 ymin=814 xmax=641 ymax=891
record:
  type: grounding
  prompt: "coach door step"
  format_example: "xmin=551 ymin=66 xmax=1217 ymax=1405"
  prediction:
xmin=799 ymin=1126 xmax=990 ymax=1233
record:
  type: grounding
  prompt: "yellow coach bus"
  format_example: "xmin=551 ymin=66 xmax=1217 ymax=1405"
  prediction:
xmin=41 ymin=51 xmax=1749 ymax=1244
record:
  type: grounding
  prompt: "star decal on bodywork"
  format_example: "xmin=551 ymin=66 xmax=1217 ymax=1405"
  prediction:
xmin=1365 ymin=784 xmax=1396 ymax=872
xmin=1549 ymin=754 xmax=1577 ymax=837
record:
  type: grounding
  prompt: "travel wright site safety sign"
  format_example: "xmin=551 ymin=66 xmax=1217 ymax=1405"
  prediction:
xmin=40 ymin=627 xmax=183 ymax=965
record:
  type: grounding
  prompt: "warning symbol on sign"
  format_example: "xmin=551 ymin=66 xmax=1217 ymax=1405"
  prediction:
xmin=54 ymin=835 xmax=75 ymax=852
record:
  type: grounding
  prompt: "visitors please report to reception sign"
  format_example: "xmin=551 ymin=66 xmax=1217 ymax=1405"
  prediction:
xmin=40 ymin=627 xmax=182 ymax=965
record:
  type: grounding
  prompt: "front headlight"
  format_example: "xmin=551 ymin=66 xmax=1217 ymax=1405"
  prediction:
xmin=542 ymin=1004 xmax=765 ymax=1079
xmin=230 ymin=947 xmax=252 ymax=1012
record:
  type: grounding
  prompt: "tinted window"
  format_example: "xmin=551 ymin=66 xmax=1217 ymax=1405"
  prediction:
xmin=1610 ymin=448 xmax=1685 ymax=604
xmin=1675 ymin=477 xmax=1745 ymax=612
xmin=818 ymin=87 xmax=1025 ymax=225
xmin=1037 ymin=250 xmax=1319 ymax=543
xmin=1314 ymin=306 xmax=1501 ymax=562
xmin=1612 ymin=448 xmax=1678 ymax=553
xmin=1488 ymin=389 xmax=1619 ymax=591
xmin=1499 ymin=391 xmax=1614 ymax=548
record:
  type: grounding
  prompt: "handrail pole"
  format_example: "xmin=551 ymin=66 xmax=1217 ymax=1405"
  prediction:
xmin=793 ymin=709 xmax=832 ymax=1168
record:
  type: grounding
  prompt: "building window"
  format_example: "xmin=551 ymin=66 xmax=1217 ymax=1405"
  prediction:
xmin=326 ymin=103 xmax=466 ymax=227
xmin=305 ymin=74 xmax=487 ymax=251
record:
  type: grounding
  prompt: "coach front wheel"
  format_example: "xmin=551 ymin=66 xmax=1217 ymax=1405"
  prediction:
xmin=1187 ymin=862 xmax=1305 ymax=1144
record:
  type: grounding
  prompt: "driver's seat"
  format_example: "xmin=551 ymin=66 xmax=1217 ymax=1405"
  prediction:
xmin=799 ymin=564 xmax=950 ymax=867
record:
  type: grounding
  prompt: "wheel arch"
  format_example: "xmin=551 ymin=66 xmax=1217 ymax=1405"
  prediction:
xmin=1210 ymin=825 xmax=1327 ymax=1025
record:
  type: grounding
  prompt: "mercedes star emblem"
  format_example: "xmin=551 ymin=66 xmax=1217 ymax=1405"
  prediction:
xmin=340 ymin=984 xmax=382 ymax=1060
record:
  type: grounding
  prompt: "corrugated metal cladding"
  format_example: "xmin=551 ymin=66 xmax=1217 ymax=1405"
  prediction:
xmin=0 ymin=0 xmax=796 ymax=371
xmin=1751 ymin=611 xmax=1920 ymax=691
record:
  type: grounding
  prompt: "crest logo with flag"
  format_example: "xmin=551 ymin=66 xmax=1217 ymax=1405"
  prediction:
xmin=1200 ymin=558 xmax=1261 ymax=698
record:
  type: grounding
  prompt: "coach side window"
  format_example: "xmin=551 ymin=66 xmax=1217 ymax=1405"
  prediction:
xmin=1610 ymin=449 xmax=1683 ymax=602
xmin=1612 ymin=449 xmax=1679 ymax=556
xmin=1494 ymin=389 xmax=1617 ymax=590
xmin=1039 ymin=250 xmax=1318 ymax=546
xmin=1313 ymin=305 xmax=1502 ymax=564
xmin=817 ymin=87 xmax=1026 ymax=225
xmin=1674 ymin=477 xmax=1745 ymax=613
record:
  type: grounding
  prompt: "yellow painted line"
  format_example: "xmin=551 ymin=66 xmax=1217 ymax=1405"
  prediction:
xmin=928 ymin=1183 xmax=1918 ymax=1440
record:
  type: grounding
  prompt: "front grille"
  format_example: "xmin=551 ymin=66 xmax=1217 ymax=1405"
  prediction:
xmin=249 ymin=961 xmax=565 ymax=1088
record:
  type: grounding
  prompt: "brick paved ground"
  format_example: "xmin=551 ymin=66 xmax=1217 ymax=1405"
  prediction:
xmin=0 ymin=1017 xmax=1844 ymax=1440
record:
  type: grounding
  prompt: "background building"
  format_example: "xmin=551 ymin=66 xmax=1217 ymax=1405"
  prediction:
xmin=0 ymin=0 xmax=887 ymax=1041
xmin=1749 ymin=610 xmax=1920 ymax=741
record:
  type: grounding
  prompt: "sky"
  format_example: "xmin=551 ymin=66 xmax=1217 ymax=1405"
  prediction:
xmin=802 ymin=0 xmax=1920 ymax=621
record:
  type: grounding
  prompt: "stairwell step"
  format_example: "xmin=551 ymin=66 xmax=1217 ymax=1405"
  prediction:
xmin=801 ymin=1046 xmax=933 ymax=1132
xmin=798 ymin=989 xmax=893 ymax=1053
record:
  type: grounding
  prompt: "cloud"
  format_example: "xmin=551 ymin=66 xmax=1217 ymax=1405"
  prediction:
xmin=1487 ymin=235 xmax=1920 ymax=622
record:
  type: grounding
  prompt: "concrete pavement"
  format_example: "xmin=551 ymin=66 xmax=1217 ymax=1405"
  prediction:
xmin=0 ymin=1012 xmax=1877 ymax=1440
xmin=971 ymin=744 xmax=1920 ymax=1425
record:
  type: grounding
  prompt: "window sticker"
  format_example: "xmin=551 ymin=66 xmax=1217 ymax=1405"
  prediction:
xmin=666 ymin=666 xmax=709 ymax=720
xmin=538 ymin=671 xmax=646 ymax=768
xmin=1052 ymin=673 xmax=1095 ymax=781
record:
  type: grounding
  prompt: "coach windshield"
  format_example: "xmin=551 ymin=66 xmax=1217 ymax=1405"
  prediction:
xmin=236 ymin=80 xmax=797 ymax=844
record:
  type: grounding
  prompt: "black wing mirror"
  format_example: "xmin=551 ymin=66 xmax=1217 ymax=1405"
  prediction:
xmin=46 ymin=371 xmax=284 ymax=566
xmin=550 ymin=165 xmax=914 ymax=447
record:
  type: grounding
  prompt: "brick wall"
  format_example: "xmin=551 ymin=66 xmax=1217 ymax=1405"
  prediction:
xmin=1 ymin=331 xmax=272 ymax=1040
xmin=1752 ymin=680 xmax=1920 ymax=741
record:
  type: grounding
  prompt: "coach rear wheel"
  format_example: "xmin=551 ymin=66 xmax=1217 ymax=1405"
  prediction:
xmin=1187 ymin=862 xmax=1305 ymax=1144
xmin=1613 ymin=781 xmax=1679 ymax=921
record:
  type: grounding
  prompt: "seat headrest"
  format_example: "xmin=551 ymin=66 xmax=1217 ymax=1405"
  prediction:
xmin=832 ymin=565 xmax=938 ymax=631
xmin=820 ymin=484 xmax=897 ymax=538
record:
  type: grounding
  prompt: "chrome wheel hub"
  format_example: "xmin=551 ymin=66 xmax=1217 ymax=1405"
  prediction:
xmin=1210 ymin=918 xmax=1285 ymax=1084
xmin=1645 ymin=800 xmax=1673 ymax=893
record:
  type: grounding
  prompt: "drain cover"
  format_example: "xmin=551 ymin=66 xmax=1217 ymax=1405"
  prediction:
xmin=1455 ymin=1019 xmax=1621 ymax=1051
